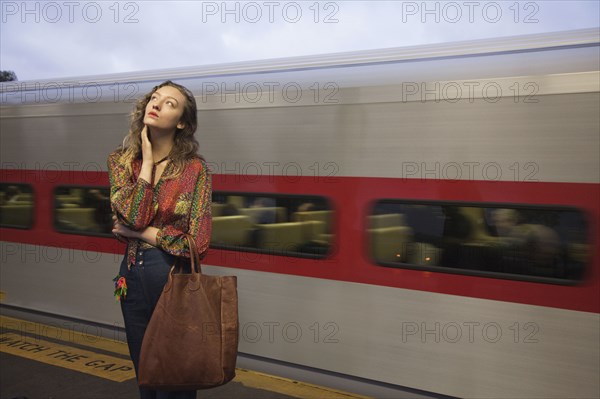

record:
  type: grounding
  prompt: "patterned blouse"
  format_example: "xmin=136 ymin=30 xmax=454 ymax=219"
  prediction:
xmin=107 ymin=150 xmax=212 ymax=268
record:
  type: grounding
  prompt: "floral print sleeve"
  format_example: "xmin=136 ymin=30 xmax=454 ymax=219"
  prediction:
xmin=107 ymin=150 xmax=155 ymax=230
xmin=156 ymin=160 xmax=212 ymax=259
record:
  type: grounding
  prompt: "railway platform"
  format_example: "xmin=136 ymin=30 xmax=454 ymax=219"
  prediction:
xmin=0 ymin=311 xmax=370 ymax=399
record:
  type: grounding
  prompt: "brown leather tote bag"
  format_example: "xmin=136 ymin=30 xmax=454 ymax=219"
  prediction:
xmin=138 ymin=235 xmax=238 ymax=390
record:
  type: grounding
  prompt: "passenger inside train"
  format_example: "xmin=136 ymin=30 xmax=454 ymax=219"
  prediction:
xmin=0 ymin=183 xmax=34 ymax=228
xmin=368 ymin=201 xmax=588 ymax=281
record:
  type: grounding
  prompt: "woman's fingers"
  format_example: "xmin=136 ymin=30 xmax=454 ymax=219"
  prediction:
xmin=113 ymin=222 xmax=135 ymax=238
xmin=141 ymin=125 xmax=153 ymax=163
xmin=141 ymin=125 xmax=148 ymax=142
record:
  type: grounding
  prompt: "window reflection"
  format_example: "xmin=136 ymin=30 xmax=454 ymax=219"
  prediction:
xmin=54 ymin=187 xmax=112 ymax=236
xmin=211 ymin=193 xmax=333 ymax=257
xmin=369 ymin=202 xmax=588 ymax=281
xmin=0 ymin=183 xmax=34 ymax=228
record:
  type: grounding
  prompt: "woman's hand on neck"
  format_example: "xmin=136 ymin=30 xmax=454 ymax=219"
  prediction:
xmin=139 ymin=125 xmax=175 ymax=185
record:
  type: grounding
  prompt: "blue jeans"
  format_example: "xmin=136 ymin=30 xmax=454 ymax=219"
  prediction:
xmin=119 ymin=248 xmax=196 ymax=399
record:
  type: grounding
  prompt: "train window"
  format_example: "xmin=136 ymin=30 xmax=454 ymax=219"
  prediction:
xmin=369 ymin=201 xmax=589 ymax=282
xmin=0 ymin=183 xmax=34 ymax=229
xmin=53 ymin=186 xmax=113 ymax=237
xmin=211 ymin=192 xmax=333 ymax=258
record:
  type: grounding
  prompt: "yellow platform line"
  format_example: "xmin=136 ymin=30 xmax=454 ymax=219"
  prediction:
xmin=235 ymin=368 xmax=374 ymax=399
xmin=0 ymin=331 xmax=135 ymax=382
xmin=1 ymin=315 xmax=372 ymax=397
xmin=0 ymin=315 xmax=130 ymax=356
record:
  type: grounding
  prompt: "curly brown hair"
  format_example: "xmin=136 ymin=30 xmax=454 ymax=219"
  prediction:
xmin=117 ymin=80 xmax=199 ymax=179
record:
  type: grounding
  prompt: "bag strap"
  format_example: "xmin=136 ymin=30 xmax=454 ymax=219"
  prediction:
xmin=184 ymin=234 xmax=202 ymax=275
xmin=164 ymin=235 xmax=202 ymax=292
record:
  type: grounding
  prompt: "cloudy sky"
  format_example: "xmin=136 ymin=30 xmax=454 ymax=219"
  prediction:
xmin=1 ymin=0 xmax=599 ymax=81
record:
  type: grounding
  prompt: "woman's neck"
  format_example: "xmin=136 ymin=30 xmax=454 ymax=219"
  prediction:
xmin=148 ymin=128 xmax=175 ymax=161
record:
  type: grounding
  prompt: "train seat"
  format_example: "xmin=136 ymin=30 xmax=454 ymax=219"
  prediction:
xmin=317 ymin=233 xmax=333 ymax=244
xmin=302 ymin=226 xmax=333 ymax=245
xmin=12 ymin=193 xmax=33 ymax=203
xmin=257 ymin=222 xmax=307 ymax=252
xmin=55 ymin=208 xmax=96 ymax=230
xmin=568 ymin=242 xmax=588 ymax=264
xmin=368 ymin=226 xmax=413 ymax=263
xmin=368 ymin=213 xmax=406 ymax=229
xmin=56 ymin=195 xmax=83 ymax=206
xmin=0 ymin=204 xmax=34 ymax=227
xmin=457 ymin=207 xmax=497 ymax=243
xmin=211 ymin=202 xmax=226 ymax=217
xmin=225 ymin=195 xmax=245 ymax=208
xmin=292 ymin=210 xmax=332 ymax=233
xmin=210 ymin=215 xmax=253 ymax=246
xmin=301 ymin=220 xmax=327 ymax=242
xmin=239 ymin=207 xmax=287 ymax=223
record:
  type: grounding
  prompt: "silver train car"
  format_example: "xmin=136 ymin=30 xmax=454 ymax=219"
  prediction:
xmin=1 ymin=29 xmax=599 ymax=398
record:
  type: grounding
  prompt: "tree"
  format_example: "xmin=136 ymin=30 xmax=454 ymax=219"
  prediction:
xmin=0 ymin=71 xmax=18 ymax=82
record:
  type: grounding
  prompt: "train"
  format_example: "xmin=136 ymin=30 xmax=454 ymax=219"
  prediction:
xmin=1 ymin=28 xmax=599 ymax=398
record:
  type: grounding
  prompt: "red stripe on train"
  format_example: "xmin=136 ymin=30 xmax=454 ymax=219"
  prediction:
xmin=1 ymin=169 xmax=599 ymax=313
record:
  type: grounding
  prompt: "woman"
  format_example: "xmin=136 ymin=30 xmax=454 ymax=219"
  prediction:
xmin=108 ymin=81 xmax=211 ymax=399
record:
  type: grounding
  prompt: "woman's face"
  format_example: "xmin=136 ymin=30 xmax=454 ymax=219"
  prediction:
xmin=143 ymin=85 xmax=187 ymax=132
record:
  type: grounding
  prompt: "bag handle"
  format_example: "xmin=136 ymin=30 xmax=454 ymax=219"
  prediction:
xmin=185 ymin=234 xmax=202 ymax=275
xmin=164 ymin=234 xmax=202 ymax=292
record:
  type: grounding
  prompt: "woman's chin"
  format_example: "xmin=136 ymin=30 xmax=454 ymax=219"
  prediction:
xmin=143 ymin=116 xmax=155 ymax=126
